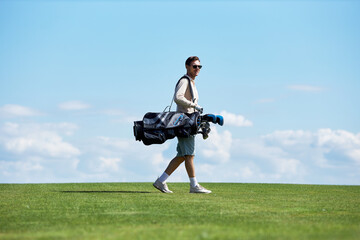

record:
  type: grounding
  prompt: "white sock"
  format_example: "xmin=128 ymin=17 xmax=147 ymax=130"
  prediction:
xmin=190 ymin=177 xmax=198 ymax=187
xmin=158 ymin=172 xmax=169 ymax=183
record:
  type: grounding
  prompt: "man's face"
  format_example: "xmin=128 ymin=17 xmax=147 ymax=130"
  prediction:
xmin=186 ymin=60 xmax=202 ymax=78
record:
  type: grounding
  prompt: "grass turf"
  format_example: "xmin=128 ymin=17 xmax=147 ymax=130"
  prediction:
xmin=0 ymin=182 xmax=359 ymax=239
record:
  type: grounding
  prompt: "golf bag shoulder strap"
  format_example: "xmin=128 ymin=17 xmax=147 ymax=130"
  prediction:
xmin=167 ymin=75 xmax=195 ymax=112
xmin=175 ymin=75 xmax=195 ymax=102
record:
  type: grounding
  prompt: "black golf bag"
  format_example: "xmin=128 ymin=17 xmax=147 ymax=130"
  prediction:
xmin=133 ymin=112 xmax=223 ymax=146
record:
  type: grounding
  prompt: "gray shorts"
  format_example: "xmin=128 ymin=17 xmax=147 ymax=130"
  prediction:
xmin=176 ymin=135 xmax=195 ymax=157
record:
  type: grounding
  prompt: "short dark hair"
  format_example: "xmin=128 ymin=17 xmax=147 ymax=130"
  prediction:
xmin=185 ymin=56 xmax=200 ymax=66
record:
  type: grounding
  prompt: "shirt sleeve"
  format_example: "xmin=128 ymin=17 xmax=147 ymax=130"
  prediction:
xmin=174 ymin=78 xmax=197 ymax=108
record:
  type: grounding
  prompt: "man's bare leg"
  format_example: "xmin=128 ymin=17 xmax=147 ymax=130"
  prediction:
xmin=164 ymin=156 xmax=185 ymax=175
xmin=185 ymin=155 xmax=201 ymax=188
xmin=184 ymin=155 xmax=195 ymax=178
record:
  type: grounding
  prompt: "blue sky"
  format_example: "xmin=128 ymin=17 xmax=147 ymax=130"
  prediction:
xmin=0 ymin=0 xmax=359 ymax=184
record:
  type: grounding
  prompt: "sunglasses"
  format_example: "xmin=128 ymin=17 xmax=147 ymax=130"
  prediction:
xmin=192 ymin=65 xmax=202 ymax=69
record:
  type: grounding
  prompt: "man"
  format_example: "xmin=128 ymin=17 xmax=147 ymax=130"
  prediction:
xmin=153 ymin=56 xmax=211 ymax=194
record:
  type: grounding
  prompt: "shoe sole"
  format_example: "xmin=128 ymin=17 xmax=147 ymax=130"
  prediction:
xmin=190 ymin=191 xmax=212 ymax=194
xmin=153 ymin=183 xmax=172 ymax=193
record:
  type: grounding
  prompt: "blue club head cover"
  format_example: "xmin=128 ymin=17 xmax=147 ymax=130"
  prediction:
xmin=216 ymin=115 xmax=224 ymax=126
xmin=203 ymin=114 xmax=217 ymax=124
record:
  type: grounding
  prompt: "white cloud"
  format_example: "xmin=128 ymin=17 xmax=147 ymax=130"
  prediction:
xmin=58 ymin=101 xmax=90 ymax=110
xmin=276 ymin=158 xmax=301 ymax=175
xmin=347 ymin=149 xmax=360 ymax=165
xmin=0 ymin=122 xmax=80 ymax=158
xmin=198 ymin=127 xmax=360 ymax=184
xmin=317 ymin=129 xmax=360 ymax=148
xmin=263 ymin=130 xmax=314 ymax=147
xmin=43 ymin=122 xmax=78 ymax=136
xmin=288 ymin=85 xmax=324 ymax=92
xmin=0 ymin=104 xmax=41 ymax=118
xmin=0 ymin=159 xmax=43 ymax=183
xmin=79 ymin=136 xmax=172 ymax=181
xmin=262 ymin=129 xmax=360 ymax=167
xmin=240 ymin=166 xmax=254 ymax=178
xmin=98 ymin=157 xmax=122 ymax=172
xmin=231 ymin=137 xmax=306 ymax=181
xmin=0 ymin=122 xmax=83 ymax=183
xmin=220 ymin=110 xmax=253 ymax=127
xmin=317 ymin=129 xmax=360 ymax=166
xmin=199 ymin=127 xmax=232 ymax=163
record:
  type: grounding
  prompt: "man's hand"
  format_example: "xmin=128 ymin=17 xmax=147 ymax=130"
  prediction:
xmin=195 ymin=105 xmax=203 ymax=114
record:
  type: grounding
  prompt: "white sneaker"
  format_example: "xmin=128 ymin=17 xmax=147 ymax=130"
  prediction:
xmin=190 ymin=184 xmax=212 ymax=194
xmin=153 ymin=178 xmax=173 ymax=193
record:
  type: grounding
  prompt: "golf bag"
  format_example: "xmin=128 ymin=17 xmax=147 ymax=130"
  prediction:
xmin=133 ymin=112 xmax=223 ymax=146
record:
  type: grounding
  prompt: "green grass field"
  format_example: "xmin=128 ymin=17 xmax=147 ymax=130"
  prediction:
xmin=0 ymin=183 xmax=359 ymax=240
